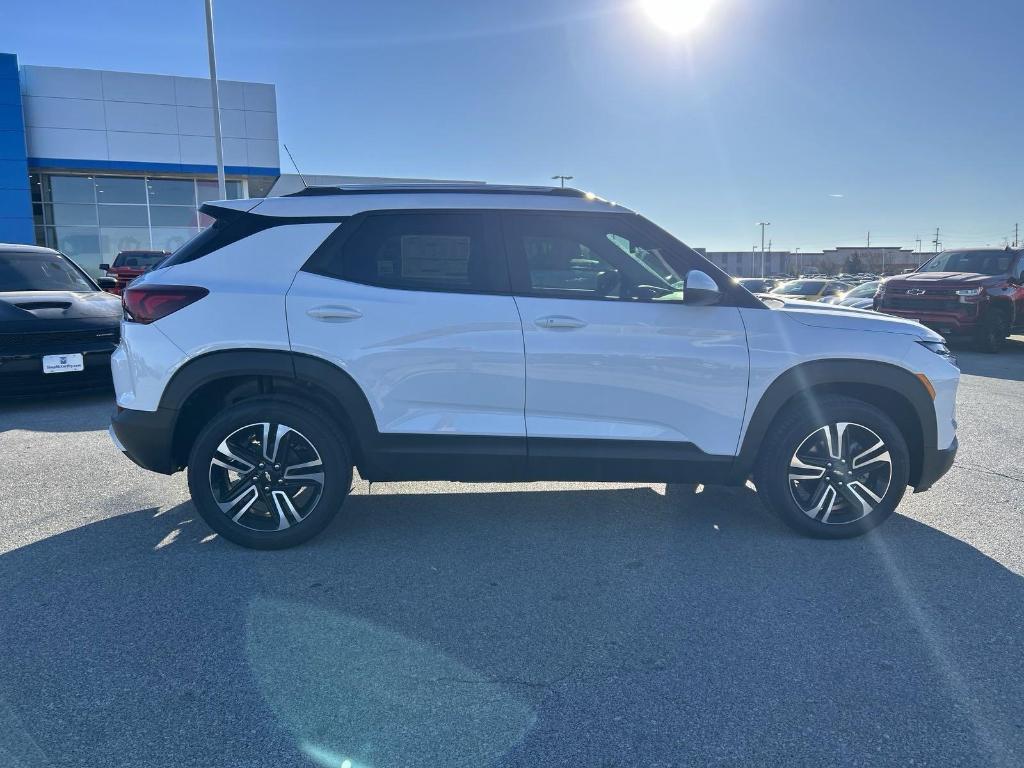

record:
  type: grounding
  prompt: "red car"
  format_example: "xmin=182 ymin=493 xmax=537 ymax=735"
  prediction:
xmin=99 ymin=250 xmax=170 ymax=295
xmin=875 ymin=247 xmax=1024 ymax=352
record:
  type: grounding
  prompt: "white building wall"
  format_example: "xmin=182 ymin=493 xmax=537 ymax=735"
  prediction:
xmin=19 ymin=65 xmax=279 ymax=171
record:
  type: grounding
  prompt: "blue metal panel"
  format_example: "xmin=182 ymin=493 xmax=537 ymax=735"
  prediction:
xmin=0 ymin=53 xmax=32 ymax=245
xmin=28 ymin=156 xmax=281 ymax=177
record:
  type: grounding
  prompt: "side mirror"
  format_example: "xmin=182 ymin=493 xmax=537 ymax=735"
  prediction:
xmin=683 ymin=270 xmax=722 ymax=306
xmin=96 ymin=276 xmax=117 ymax=291
xmin=99 ymin=263 xmax=110 ymax=272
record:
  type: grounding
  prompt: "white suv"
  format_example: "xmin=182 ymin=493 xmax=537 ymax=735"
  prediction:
xmin=109 ymin=184 xmax=959 ymax=549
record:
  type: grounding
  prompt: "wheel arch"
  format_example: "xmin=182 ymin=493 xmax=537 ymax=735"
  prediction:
xmin=161 ymin=349 xmax=379 ymax=472
xmin=736 ymin=359 xmax=937 ymax=489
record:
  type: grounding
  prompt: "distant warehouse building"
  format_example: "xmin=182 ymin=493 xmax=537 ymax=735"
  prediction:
xmin=0 ymin=51 xmax=281 ymax=276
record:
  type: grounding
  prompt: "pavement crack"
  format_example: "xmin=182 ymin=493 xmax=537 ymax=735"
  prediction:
xmin=953 ymin=461 xmax=1024 ymax=485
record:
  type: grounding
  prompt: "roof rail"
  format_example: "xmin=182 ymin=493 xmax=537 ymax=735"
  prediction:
xmin=285 ymin=183 xmax=593 ymax=199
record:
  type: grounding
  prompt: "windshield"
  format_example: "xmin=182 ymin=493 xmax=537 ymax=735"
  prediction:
xmin=0 ymin=251 xmax=96 ymax=292
xmin=917 ymin=250 xmax=1014 ymax=275
xmin=112 ymin=251 xmax=167 ymax=269
xmin=771 ymin=279 xmax=825 ymax=296
xmin=846 ymin=281 xmax=879 ymax=298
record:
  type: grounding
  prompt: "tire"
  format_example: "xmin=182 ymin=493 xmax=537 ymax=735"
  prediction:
xmin=974 ymin=308 xmax=1010 ymax=353
xmin=753 ymin=395 xmax=910 ymax=539
xmin=187 ymin=398 xmax=352 ymax=549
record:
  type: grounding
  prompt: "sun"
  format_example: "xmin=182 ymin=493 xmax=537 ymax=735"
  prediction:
xmin=641 ymin=0 xmax=720 ymax=35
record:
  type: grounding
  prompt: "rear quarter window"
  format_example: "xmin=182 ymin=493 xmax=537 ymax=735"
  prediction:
xmin=307 ymin=211 xmax=509 ymax=294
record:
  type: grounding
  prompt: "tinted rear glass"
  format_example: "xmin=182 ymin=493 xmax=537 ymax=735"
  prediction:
xmin=318 ymin=212 xmax=508 ymax=294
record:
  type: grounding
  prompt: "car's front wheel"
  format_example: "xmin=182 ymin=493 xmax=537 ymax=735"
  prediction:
xmin=187 ymin=398 xmax=352 ymax=549
xmin=974 ymin=308 xmax=1010 ymax=353
xmin=753 ymin=396 xmax=910 ymax=538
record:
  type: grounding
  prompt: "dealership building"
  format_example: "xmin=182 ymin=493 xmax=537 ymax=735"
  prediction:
xmin=0 ymin=51 xmax=281 ymax=276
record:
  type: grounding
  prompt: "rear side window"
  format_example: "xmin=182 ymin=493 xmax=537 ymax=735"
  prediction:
xmin=314 ymin=211 xmax=508 ymax=294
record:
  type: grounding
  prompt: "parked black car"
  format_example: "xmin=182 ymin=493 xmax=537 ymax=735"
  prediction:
xmin=0 ymin=244 xmax=120 ymax=397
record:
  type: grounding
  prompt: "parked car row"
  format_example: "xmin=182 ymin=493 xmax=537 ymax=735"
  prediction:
xmin=732 ymin=248 xmax=1024 ymax=353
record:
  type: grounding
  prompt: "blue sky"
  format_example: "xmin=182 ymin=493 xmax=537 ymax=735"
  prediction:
xmin=4 ymin=0 xmax=1022 ymax=252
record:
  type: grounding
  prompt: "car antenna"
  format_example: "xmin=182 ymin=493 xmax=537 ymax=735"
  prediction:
xmin=283 ymin=143 xmax=308 ymax=189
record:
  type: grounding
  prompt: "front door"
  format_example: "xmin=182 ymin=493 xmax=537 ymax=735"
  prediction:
xmin=501 ymin=212 xmax=749 ymax=472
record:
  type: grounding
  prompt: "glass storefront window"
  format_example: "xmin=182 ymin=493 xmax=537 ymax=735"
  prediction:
xmin=151 ymin=227 xmax=199 ymax=254
xmin=49 ymin=203 xmax=98 ymax=226
xmin=98 ymin=205 xmax=149 ymax=227
xmin=53 ymin=226 xmax=103 ymax=274
xmin=197 ymin=179 xmax=243 ymax=204
xmin=150 ymin=205 xmax=198 ymax=227
xmin=95 ymin=177 xmax=147 ymax=204
xmin=148 ymin=179 xmax=197 ymax=206
xmin=34 ymin=172 xmax=250 ymax=275
xmin=99 ymin=227 xmax=151 ymax=262
xmin=50 ymin=176 xmax=96 ymax=204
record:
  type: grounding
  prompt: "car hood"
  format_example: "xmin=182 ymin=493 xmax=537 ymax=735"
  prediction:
xmin=887 ymin=271 xmax=1001 ymax=288
xmin=765 ymin=296 xmax=941 ymax=340
xmin=0 ymin=290 xmax=121 ymax=334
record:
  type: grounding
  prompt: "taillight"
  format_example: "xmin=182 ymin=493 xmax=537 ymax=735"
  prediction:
xmin=122 ymin=285 xmax=209 ymax=324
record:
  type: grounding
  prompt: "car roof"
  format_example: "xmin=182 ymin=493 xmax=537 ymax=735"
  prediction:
xmin=0 ymin=243 xmax=61 ymax=256
xmin=206 ymin=183 xmax=631 ymax=219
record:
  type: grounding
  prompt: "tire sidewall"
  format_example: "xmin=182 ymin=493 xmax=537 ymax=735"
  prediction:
xmin=187 ymin=399 xmax=352 ymax=549
xmin=755 ymin=397 xmax=910 ymax=539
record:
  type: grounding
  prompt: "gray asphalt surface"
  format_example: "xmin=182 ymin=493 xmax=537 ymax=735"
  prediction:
xmin=1 ymin=340 xmax=1022 ymax=768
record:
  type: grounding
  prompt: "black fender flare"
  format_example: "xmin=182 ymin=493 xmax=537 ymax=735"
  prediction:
xmin=161 ymin=348 xmax=381 ymax=466
xmin=734 ymin=359 xmax=937 ymax=483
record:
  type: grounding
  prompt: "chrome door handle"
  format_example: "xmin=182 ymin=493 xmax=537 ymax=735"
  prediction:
xmin=307 ymin=305 xmax=363 ymax=322
xmin=535 ymin=315 xmax=587 ymax=330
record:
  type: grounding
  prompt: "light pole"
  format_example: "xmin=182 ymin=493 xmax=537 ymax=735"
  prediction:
xmin=551 ymin=175 xmax=574 ymax=189
xmin=795 ymin=247 xmax=800 ymax=276
xmin=758 ymin=221 xmax=770 ymax=278
xmin=204 ymin=0 xmax=227 ymax=200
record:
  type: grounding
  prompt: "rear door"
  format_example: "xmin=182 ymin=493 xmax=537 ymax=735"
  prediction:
xmin=501 ymin=211 xmax=749 ymax=465
xmin=287 ymin=210 xmax=527 ymax=446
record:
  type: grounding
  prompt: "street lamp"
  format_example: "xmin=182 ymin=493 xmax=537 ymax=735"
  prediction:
xmin=204 ymin=0 xmax=227 ymax=200
xmin=551 ymin=175 xmax=574 ymax=189
xmin=758 ymin=221 xmax=770 ymax=278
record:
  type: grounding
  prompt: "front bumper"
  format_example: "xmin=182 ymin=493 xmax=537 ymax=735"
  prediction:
xmin=914 ymin=436 xmax=958 ymax=493
xmin=0 ymin=348 xmax=114 ymax=397
xmin=110 ymin=405 xmax=180 ymax=474
xmin=880 ymin=306 xmax=979 ymax=335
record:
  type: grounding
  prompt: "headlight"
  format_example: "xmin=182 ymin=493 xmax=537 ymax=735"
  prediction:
xmin=955 ymin=287 xmax=982 ymax=296
xmin=918 ymin=339 xmax=957 ymax=365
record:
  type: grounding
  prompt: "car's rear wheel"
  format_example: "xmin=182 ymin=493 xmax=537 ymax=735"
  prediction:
xmin=974 ymin=308 xmax=1009 ymax=353
xmin=753 ymin=396 xmax=910 ymax=538
xmin=187 ymin=398 xmax=351 ymax=549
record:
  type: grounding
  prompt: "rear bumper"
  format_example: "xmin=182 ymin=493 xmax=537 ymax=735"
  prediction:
xmin=110 ymin=405 xmax=179 ymax=474
xmin=914 ymin=436 xmax=958 ymax=493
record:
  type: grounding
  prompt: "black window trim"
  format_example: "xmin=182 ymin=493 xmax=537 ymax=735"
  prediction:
xmin=499 ymin=210 xmax=762 ymax=309
xmin=301 ymin=209 xmax=512 ymax=297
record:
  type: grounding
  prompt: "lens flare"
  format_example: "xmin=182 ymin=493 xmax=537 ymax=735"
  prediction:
xmin=641 ymin=0 xmax=719 ymax=34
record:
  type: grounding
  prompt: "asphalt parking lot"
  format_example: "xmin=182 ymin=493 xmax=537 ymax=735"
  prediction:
xmin=1 ymin=340 xmax=1022 ymax=768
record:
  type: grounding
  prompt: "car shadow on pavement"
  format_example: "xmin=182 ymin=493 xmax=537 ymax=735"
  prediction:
xmin=0 ymin=485 xmax=1021 ymax=768
xmin=0 ymin=391 xmax=114 ymax=433
xmin=952 ymin=336 xmax=1024 ymax=382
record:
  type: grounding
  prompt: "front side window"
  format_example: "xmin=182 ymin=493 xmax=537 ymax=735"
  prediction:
xmin=0 ymin=251 xmax=96 ymax=292
xmin=503 ymin=213 xmax=688 ymax=302
xmin=327 ymin=212 xmax=508 ymax=293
